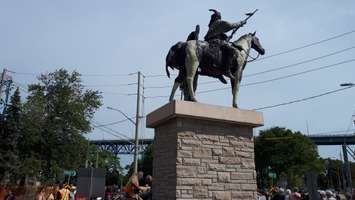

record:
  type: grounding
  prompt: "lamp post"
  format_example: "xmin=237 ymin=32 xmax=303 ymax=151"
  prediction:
xmin=340 ymin=83 xmax=355 ymax=87
xmin=107 ymin=104 xmax=140 ymax=174
xmin=107 ymin=106 xmax=136 ymax=125
xmin=339 ymin=82 xmax=354 ymax=194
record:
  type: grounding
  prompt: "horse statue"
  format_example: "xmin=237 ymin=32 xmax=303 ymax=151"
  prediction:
xmin=165 ymin=31 xmax=265 ymax=108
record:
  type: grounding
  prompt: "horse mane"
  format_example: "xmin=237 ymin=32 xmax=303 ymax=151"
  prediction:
xmin=234 ymin=33 xmax=251 ymax=43
xmin=232 ymin=33 xmax=252 ymax=47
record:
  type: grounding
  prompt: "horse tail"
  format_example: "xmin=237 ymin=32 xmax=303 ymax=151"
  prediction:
xmin=165 ymin=64 xmax=170 ymax=78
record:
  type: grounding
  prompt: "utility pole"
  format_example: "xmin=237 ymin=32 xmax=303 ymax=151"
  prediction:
xmin=342 ymin=144 xmax=352 ymax=193
xmin=134 ymin=71 xmax=142 ymax=174
xmin=0 ymin=68 xmax=6 ymax=104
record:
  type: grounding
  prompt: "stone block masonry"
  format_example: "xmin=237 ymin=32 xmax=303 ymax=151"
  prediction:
xmin=147 ymin=101 xmax=263 ymax=200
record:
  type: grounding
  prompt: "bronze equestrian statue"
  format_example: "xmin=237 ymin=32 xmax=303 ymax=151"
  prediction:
xmin=165 ymin=9 xmax=265 ymax=108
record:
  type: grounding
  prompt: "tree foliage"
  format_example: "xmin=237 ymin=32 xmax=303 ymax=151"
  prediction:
xmin=124 ymin=144 xmax=153 ymax=184
xmin=0 ymin=69 xmax=115 ymax=184
xmin=87 ymin=145 xmax=123 ymax=185
xmin=255 ymin=127 xmax=323 ymax=187
xmin=20 ymin=69 xmax=102 ymax=181
xmin=0 ymin=88 xmax=22 ymax=182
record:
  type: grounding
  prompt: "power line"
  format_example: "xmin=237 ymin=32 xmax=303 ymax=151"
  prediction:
xmin=255 ymin=30 xmax=355 ymax=61
xmin=242 ymin=58 xmax=355 ymax=86
xmin=92 ymin=118 xmax=133 ymax=127
xmin=81 ymin=73 xmax=135 ymax=77
xmin=92 ymin=120 xmax=134 ymax=142
xmin=145 ymin=80 xmax=217 ymax=89
xmin=245 ymin=46 xmax=355 ymax=77
xmin=198 ymin=58 xmax=355 ymax=93
xmin=145 ymin=58 xmax=355 ymax=98
xmin=139 ymin=30 xmax=355 ymax=79
xmin=100 ymin=91 xmax=133 ymax=96
xmin=145 ymin=46 xmax=355 ymax=89
xmin=7 ymin=70 xmax=137 ymax=77
xmin=84 ymin=83 xmax=137 ymax=87
xmin=253 ymin=86 xmax=354 ymax=111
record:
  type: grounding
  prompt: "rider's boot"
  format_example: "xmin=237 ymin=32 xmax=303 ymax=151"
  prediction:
xmin=224 ymin=56 xmax=235 ymax=80
xmin=221 ymin=44 xmax=236 ymax=80
xmin=217 ymin=75 xmax=227 ymax=84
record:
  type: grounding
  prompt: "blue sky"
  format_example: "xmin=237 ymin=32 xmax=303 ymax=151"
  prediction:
xmin=1 ymin=0 xmax=355 ymax=165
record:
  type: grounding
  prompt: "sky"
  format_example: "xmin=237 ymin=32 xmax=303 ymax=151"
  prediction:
xmin=1 ymin=0 xmax=355 ymax=166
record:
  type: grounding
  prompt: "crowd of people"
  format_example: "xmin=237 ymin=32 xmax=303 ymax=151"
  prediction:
xmin=257 ymin=186 xmax=353 ymax=200
xmin=3 ymin=175 xmax=354 ymax=200
xmin=0 ymin=171 xmax=153 ymax=200
xmin=0 ymin=183 xmax=76 ymax=200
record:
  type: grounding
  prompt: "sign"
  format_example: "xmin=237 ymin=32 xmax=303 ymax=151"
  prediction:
xmin=64 ymin=170 xmax=76 ymax=177
xmin=268 ymin=172 xmax=276 ymax=179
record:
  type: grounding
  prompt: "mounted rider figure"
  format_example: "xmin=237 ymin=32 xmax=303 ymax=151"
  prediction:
xmin=204 ymin=9 xmax=247 ymax=79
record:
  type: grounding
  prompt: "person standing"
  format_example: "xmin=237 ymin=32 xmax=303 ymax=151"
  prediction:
xmin=45 ymin=186 xmax=55 ymax=200
xmin=36 ymin=187 xmax=46 ymax=200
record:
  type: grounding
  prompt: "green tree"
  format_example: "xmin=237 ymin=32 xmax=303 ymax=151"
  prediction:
xmin=87 ymin=145 xmax=123 ymax=185
xmin=255 ymin=127 xmax=323 ymax=188
xmin=19 ymin=69 xmax=102 ymax=182
xmin=140 ymin=144 xmax=153 ymax=176
xmin=124 ymin=144 xmax=153 ymax=183
xmin=317 ymin=158 xmax=343 ymax=190
xmin=0 ymin=88 xmax=22 ymax=183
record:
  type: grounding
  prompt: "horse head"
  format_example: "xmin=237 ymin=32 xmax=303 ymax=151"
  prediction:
xmin=250 ymin=31 xmax=265 ymax=55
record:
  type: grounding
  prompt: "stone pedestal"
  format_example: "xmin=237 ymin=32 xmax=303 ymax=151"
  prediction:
xmin=146 ymin=101 xmax=263 ymax=200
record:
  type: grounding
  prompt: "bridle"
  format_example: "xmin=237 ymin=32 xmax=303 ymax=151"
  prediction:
xmin=233 ymin=36 xmax=261 ymax=63
xmin=246 ymin=36 xmax=261 ymax=63
xmin=247 ymin=52 xmax=260 ymax=63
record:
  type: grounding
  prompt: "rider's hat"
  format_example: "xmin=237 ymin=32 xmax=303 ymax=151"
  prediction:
xmin=208 ymin=9 xmax=221 ymax=27
xmin=209 ymin=9 xmax=221 ymax=20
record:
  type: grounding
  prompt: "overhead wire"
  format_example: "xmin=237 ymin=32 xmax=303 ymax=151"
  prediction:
xmin=144 ymin=46 xmax=355 ymax=89
xmin=253 ymin=86 xmax=354 ymax=111
xmin=145 ymin=58 xmax=355 ymax=98
xmin=7 ymin=69 xmax=136 ymax=77
xmin=84 ymin=83 xmax=137 ymax=88
xmin=245 ymin=46 xmax=355 ymax=77
xmin=92 ymin=118 xmax=133 ymax=127
xmin=4 ymin=30 xmax=355 ymax=78
xmin=92 ymin=120 xmax=134 ymax=143
xmin=255 ymin=30 xmax=355 ymax=61
xmin=142 ymin=30 xmax=355 ymax=79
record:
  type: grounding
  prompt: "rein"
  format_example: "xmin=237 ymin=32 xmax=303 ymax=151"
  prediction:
xmin=247 ymin=52 xmax=260 ymax=63
xmin=232 ymin=37 xmax=260 ymax=63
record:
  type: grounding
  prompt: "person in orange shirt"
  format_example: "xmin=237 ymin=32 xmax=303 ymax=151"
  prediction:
xmin=59 ymin=184 xmax=70 ymax=200
xmin=123 ymin=173 xmax=150 ymax=200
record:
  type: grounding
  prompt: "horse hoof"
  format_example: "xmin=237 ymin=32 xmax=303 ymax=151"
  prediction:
xmin=233 ymin=104 xmax=238 ymax=108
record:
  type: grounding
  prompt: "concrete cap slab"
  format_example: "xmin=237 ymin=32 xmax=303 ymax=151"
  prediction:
xmin=146 ymin=100 xmax=263 ymax=128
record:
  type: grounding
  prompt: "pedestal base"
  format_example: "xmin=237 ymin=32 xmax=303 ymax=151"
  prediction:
xmin=147 ymin=101 xmax=263 ymax=200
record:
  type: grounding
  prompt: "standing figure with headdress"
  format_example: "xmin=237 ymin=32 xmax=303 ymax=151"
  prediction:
xmin=204 ymin=9 xmax=247 ymax=79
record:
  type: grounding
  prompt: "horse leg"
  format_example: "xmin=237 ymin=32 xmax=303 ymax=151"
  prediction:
xmin=185 ymin=41 xmax=199 ymax=102
xmin=169 ymin=70 xmax=185 ymax=101
xmin=193 ymin=73 xmax=199 ymax=93
xmin=169 ymin=81 xmax=180 ymax=101
xmin=232 ymin=68 xmax=243 ymax=108
xmin=231 ymin=77 xmax=238 ymax=108
xmin=183 ymin=73 xmax=199 ymax=101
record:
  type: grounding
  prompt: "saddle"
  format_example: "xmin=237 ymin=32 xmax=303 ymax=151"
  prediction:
xmin=201 ymin=39 xmax=226 ymax=69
